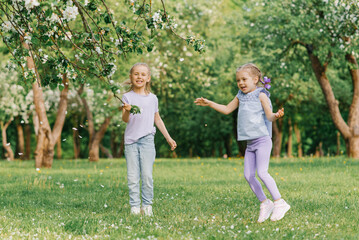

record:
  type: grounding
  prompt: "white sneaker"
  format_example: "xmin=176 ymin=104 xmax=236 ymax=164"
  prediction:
xmin=130 ymin=206 xmax=141 ymax=215
xmin=142 ymin=205 xmax=153 ymax=217
xmin=270 ymin=199 xmax=290 ymax=221
xmin=258 ymin=199 xmax=274 ymax=223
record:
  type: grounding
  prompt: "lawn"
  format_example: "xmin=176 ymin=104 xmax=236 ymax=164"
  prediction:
xmin=0 ymin=157 xmax=358 ymax=239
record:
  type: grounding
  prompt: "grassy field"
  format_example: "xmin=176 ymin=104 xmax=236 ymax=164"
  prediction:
xmin=0 ymin=156 xmax=358 ymax=239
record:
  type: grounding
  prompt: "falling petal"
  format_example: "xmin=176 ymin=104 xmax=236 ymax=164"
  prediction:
xmin=72 ymin=127 xmax=78 ymax=131
xmin=79 ymin=135 xmax=82 ymax=138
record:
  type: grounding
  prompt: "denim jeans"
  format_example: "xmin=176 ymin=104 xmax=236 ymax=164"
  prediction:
xmin=125 ymin=134 xmax=156 ymax=207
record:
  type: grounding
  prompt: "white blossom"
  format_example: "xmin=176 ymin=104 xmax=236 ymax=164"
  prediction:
xmin=1 ymin=21 xmax=14 ymax=32
xmin=95 ymin=47 xmax=103 ymax=55
xmin=63 ymin=5 xmax=79 ymax=22
xmin=48 ymin=13 xmax=60 ymax=23
xmin=24 ymin=0 xmax=40 ymax=11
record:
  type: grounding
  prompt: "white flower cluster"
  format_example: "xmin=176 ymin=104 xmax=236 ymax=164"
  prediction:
xmin=152 ymin=11 xmax=178 ymax=30
xmin=1 ymin=21 xmax=14 ymax=33
xmin=81 ymin=85 xmax=122 ymax=129
xmin=107 ymin=63 xmax=117 ymax=78
xmin=24 ymin=0 xmax=40 ymax=11
xmin=63 ymin=5 xmax=79 ymax=22
xmin=152 ymin=12 xmax=162 ymax=25
xmin=0 ymin=68 xmax=33 ymax=123
xmin=47 ymin=13 xmax=61 ymax=24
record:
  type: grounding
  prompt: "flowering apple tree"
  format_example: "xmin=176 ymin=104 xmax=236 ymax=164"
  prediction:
xmin=0 ymin=68 xmax=33 ymax=160
xmin=0 ymin=0 xmax=205 ymax=167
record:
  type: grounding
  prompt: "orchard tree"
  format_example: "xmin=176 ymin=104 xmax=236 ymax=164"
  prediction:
xmin=0 ymin=0 xmax=205 ymax=167
xmin=146 ymin=0 xmax=246 ymax=157
xmin=77 ymin=82 xmax=121 ymax=161
xmin=0 ymin=68 xmax=33 ymax=160
xmin=243 ymin=0 xmax=359 ymax=158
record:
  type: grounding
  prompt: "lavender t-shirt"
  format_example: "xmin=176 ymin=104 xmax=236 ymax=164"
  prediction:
xmin=122 ymin=91 xmax=158 ymax=144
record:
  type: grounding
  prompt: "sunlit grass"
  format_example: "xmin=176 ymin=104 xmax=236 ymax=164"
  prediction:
xmin=0 ymin=157 xmax=358 ymax=239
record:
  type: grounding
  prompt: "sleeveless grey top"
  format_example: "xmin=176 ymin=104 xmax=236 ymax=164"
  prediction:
xmin=236 ymin=87 xmax=272 ymax=141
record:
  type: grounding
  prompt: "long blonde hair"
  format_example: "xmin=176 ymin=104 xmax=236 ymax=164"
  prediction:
xmin=124 ymin=62 xmax=152 ymax=93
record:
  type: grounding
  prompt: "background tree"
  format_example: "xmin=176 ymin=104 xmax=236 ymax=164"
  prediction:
xmin=0 ymin=68 xmax=33 ymax=160
xmin=0 ymin=0 xmax=205 ymax=166
xmin=243 ymin=0 xmax=359 ymax=158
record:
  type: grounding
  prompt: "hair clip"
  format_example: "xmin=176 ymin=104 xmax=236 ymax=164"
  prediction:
xmin=261 ymin=76 xmax=271 ymax=89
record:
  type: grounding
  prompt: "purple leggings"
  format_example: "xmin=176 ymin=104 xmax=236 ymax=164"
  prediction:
xmin=243 ymin=136 xmax=281 ymax=202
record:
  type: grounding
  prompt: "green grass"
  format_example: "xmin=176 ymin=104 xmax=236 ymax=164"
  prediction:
xmin=0 ymin=157 xmax=358 ymax=239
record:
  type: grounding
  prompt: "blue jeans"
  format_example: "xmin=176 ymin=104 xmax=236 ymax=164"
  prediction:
xmin=125 ymin=134 xmax=156 ymax=207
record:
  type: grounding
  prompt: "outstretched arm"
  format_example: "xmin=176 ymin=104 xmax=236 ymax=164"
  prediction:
xmin=194 ymin=96 xmax=239 ymax=115
xmin=259 ymin=93 xmax=284 ymax=122
xmin=154 ymin=112 xmax=177 ymax=151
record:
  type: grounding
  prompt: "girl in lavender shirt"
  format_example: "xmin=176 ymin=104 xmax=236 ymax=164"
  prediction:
xmin=122 ymin=62 xmax=177 ymax=216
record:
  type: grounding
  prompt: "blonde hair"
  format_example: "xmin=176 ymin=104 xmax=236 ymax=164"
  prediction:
xmin=236 ymin=63 xmax=263 ymax=85
xmin=125 ymin=62 xmax=152 ymax=93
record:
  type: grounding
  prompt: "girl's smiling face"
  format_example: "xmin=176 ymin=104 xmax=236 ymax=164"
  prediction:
xmin=236 ymin=69 xmax=259 ymax=94
xmin=130 ymin=65 xmax=151 ymax=89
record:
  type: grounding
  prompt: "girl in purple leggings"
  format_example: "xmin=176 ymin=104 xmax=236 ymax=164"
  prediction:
xmin=195 ymin=63 xmax=290 ymax=223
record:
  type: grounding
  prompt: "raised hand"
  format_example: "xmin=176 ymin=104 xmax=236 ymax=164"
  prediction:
xmin=194 ymin=97 xmax=210 ymax=106
xmin=275 ymin=108 xmax=284 ymax=119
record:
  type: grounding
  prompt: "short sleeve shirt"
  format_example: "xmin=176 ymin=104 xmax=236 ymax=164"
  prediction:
xmin=122 ymin=91 xmax=158 ymax=144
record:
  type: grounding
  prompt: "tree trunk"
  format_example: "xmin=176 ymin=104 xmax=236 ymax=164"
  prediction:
xmin=100 ymin=144 xmax=113 ymax=158
xmin=336 ymin=131 xmax=341 ymax=156
xmin=224 ymin=135 xmax=232 ymax=157
xmin=78 ymin=85 xmax=112 ymax=162
xmin=56 ymin=137 xmax=62 ymax=159
xmin=1 ymin=119 xmax=14 ymax=161
xmin=111 ymin=131 xmax=118 ymax=158
xmin=88 ymin=117 xmax=112 ymax=162
xmin=315 ymin=142 xmax=324 ymax=157
xmin=307 ymin=49 xmax=359 ymax=158
xmin=211 ymin=143 xmax=216 ymax=157
xmin=25 ymin=123 xmax=31 ymax=160
xmin=73 ymin=119 xmax=80 ymax=159
xmin=287 ymin=118 xmax=293 ymax=158
xmin=23 ymin=41 xmax=69 ymax=168
xmin=189 ymin=147 xmax=193 ymax=158
xmin=32 ymin=76 xmax=68 ymax=168
xmin=16 ymin=118 xmax=25 ymax=160
xmin=118 ymin=132 xmax=125 ymax=158
xmin=346 ymin=54 xmax=359 ymax=158
xmin=272 ymin=118 xmax=283 ymax=157
xmin=348 ymin=136 xmax=359 ymax=158
xmin=294 ymin=122 xmax=303 ymax=157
